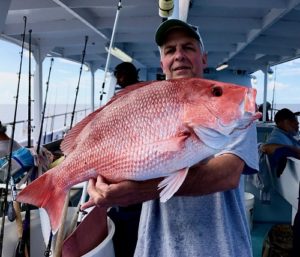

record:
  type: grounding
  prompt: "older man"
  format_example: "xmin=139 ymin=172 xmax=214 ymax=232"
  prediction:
xmin=84 ymin=19 xmax=259 ymax=257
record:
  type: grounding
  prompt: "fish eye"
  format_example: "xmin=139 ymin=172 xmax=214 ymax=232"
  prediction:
xmin=211 ymin=86 xmax=223 ymax=97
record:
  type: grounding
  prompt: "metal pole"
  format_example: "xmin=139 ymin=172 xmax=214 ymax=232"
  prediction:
xmin=262 ymin=65 xmax=269 ymax=122
xmin=99 ymin=0 xmax=122 ymax=106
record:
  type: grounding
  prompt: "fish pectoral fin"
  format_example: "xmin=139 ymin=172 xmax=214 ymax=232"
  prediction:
xmin=158 ymin=167 xmax=189 ymax=202
xmin=152 ymin=135 xmax=189 ymax=153
xmin=193 ymin=126 xmax=229 ymax=149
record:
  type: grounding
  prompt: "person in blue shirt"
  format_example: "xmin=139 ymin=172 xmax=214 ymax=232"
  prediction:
xmin=261 ymin=108 xmax=300 ymax=256
xmin=83 ymin=19 xmax=259 ymax=257
xmin=262 ymin=108 xmax=300 ymax=157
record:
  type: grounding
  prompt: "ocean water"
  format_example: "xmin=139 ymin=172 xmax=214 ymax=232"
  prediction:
xmin=0 ymin=104 xmax=91 ymax=142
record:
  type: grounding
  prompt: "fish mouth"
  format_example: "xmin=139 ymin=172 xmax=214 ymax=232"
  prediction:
xmin=216 ymin=88 xmax=261 ymax=135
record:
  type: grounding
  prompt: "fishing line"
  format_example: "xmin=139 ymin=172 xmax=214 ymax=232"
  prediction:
xmin=0 ymin=16 xmax=27 ymax=257
xmin=70 ymin=36 xmax=88 ymax=129
xmin=99 ymin=0 xmax=122 ymax=107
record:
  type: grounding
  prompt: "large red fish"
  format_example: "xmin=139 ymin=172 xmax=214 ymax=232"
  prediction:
xmin=17 ymin=78 xmax=261 ymax=232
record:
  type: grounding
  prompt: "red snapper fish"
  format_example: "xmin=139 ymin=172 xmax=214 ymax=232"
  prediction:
xmin=17 ymin=78 xmax=260 ymax=232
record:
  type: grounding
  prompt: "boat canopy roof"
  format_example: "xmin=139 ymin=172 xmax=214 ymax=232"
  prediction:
xmin=1 ymin=0 xmax=300 ymax=78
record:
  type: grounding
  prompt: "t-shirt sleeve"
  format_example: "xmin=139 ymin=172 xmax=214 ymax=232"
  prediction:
xmin=215 ymin=123 xmax=259 ymax=174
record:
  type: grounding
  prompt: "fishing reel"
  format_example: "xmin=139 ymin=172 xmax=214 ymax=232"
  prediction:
xmin=0 ymin=147 xmax=34 ymax=183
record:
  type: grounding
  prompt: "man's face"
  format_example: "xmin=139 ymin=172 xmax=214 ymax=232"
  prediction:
xmin=279 ymin=118 xmax=299 ymax=136
xmin=160 ymin=29 xmax=207 ymax=79
xmin=285 ymin=118 xmax=299 ymax=135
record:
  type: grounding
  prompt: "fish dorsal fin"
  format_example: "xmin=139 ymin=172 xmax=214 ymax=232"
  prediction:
xmin=61 ymin=107 xmax=103 ymax=155
xmin=112 ymin=81 xmax=152 ymax=99
xmin=61 ymin=81 xmax=153 ymax=155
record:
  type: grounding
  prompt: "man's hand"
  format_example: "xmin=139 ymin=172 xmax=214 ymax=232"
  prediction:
xmin=81 ymin=175 xmax=161 ymax=210
xmin=81 ymin=153 xmax=245 ymax=209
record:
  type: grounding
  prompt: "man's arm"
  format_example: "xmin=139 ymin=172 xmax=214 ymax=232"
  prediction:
xmin=261 ymin=143 xmax=300 ymax=158
xmin=81 ymin=153 xmax=244 ymax=209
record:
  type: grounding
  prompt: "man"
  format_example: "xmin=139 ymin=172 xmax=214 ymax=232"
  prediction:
xmin=109 ymin=62 xmax=142 ymax=257
xmin=261 ymin=108 xmax=300 ymax=257
xmin=83 ymin=19 xmax=259 ymax=257
xmin=261 ymin=108 xmax=300 ymax=157
xmin=0 ymin=121 xmax=21 ymax=157
xmin=114 ymin=62 xmax=139 ymax=89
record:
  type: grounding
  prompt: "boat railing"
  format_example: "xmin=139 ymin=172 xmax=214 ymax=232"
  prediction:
xmin=3 ymin=107 xmax=91 ymax=146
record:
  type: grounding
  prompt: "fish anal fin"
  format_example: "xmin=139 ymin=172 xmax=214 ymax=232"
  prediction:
xmin=158 ymin=167 xmax=189 ymax=202
xmin=16 ymin=170 xmax=67 ymax=233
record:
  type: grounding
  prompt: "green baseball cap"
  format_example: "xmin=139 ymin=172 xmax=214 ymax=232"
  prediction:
xmin=155 ymin=19 xmax=204 ymax=51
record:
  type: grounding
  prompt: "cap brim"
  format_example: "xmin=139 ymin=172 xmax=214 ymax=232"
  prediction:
xmin=155 ymin=19 xmax=200 ymax=46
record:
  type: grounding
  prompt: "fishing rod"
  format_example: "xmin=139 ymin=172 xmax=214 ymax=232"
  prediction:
xmin=13 ymin=28 xmax=35 ymax=257
xmin=270 ymin=66 xmax=277 ymax=122
xmin=50 ymin=87 xmax=58 ymax=142
xmin=0 ymin=16 xmax=27 ymax=257
xmin=69 ymin=35 xmax=88 ymax=129
xmin=27 ymin=29 xmax=32 ymax=148
xmin=36 ymin=58 xmax=55 ymax=257
xmin=63 ymin=83 xmax=71 ymax=132
xmin=99 ymin=0 xmax=122 ymax=107
xmin=37 ymin=58 xmax=54 ymax=154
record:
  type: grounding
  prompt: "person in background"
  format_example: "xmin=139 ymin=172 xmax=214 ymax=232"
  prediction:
xmin=258 ymin=101 xmax=272 ymax=121
xmin=261 ymin=108 xmax=300 ymax=157
xmin=0 ymin=121 xmax=21 ymax=157
xmin=108 ymin=62 xmax=142 ymax=257
xmin=114 ymin=62 xmax=139 ymax=90
xmin=84 ymin=19 xmax=259 ymax=257
xmin=261 ymin=108 xmax=300 ymax=256
xmin=0 ymin=120 xmax=35 ymax=183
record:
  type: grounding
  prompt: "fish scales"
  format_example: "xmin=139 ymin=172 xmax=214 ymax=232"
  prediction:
xmin=17 ymin=78 xmax=261 ymax=232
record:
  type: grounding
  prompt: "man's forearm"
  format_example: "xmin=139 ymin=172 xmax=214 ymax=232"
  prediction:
xmin=176 ymin=154 xmax=244 ymax=196
xmin=83 ymin=154 xmax=245 ymax=209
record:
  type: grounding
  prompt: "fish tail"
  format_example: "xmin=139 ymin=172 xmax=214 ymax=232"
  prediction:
xmin=16 ymin=170 xmax=67 ymax=233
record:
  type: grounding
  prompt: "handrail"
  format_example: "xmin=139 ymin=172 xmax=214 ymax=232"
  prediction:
xmin=3 ymin=108 xmax=90 ymax=126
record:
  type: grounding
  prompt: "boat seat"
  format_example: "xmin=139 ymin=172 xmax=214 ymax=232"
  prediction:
xmin=266 ymin=147 xmax=299 ymax=178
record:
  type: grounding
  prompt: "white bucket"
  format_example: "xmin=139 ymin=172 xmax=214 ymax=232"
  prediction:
xmin=82 ymin=217 xmax=115 ymax=257
xmin=244 ymin=192 xmax=255 ymax=231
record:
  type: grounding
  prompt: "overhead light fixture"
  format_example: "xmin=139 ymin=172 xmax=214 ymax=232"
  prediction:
xmin=105 ymin=46 xmax=133 ymax=63
xmin=158 ymin=0 xmax=174 ymax=18
xmin=250 ymin=75 xmax=257 ymax=85
xmin=216 ymin=63 xmax=229 ymax=71
xmin=267 ymin=68 xmax=274 ymax=80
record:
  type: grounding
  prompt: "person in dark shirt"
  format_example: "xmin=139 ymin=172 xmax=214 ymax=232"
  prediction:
xmin=114 ymin=62 xmax=139 ymax=89
xmin=109 ymin=62 xmax=142 ymax=257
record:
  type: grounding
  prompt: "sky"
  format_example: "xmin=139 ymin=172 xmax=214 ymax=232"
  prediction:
xmin=0 ymin=39 xmax=105 ymax=106
xmin=252 ymin=58 xmax=300 ymax=106
xmin=1 ymin=38 xmax=300 ymax=107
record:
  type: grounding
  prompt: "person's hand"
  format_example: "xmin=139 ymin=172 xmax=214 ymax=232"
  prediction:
xmin=81 ymin=175 xmax=162 ymax=210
